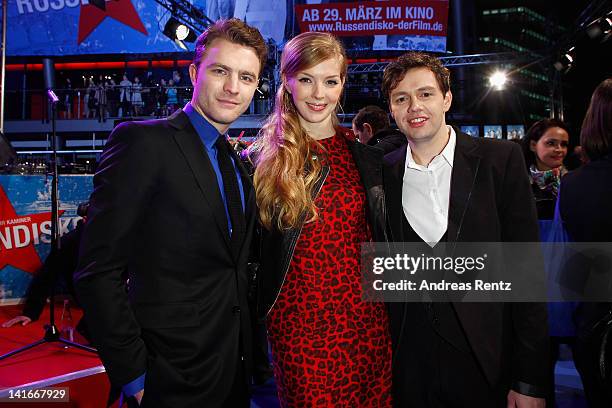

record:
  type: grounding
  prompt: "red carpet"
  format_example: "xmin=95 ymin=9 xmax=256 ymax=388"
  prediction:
xmin=0 ymin=304 xmax=117 ymax=407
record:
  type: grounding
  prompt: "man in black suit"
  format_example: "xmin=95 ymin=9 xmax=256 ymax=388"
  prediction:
xmin=381 ymin=52 xmax=549 ymax=407
xmin=74 ymin=19 xmax=267 ymax=408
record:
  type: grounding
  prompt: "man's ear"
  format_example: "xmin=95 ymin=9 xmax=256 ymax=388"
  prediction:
xmin=363 ymin=123 xmax=374 ymax=136
xmin=443 ymin=90 xmax=453 ymax=113
xmin=188 ymin=64 xmax=198 ymax=86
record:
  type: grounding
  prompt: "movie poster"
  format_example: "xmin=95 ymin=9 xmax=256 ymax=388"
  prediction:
xmin=6 ymin=0 xmax=448 ymax=55
xmin=0 ymin=175 xmax=92 ymax=302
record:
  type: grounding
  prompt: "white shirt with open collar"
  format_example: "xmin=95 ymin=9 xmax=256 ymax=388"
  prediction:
xmin=402 ymin=126 xmax=456 ymax=247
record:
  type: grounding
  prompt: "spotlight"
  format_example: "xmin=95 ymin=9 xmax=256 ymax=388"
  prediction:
xmin=586 ymin=12 xmax=612 ymax=42
xmin=488 ymin=71 xmax=508 ymax=90
xmin=176 ymin=25 xmax=192 ymax=41
xmin=163 ymin=17 xmax=197 ymax=45
xmin=553 ymin=46 xmax=576 ymax=73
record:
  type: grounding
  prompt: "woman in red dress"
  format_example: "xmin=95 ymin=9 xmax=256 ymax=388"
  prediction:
xmin=251 ymin=32 xmax=392 ymax=407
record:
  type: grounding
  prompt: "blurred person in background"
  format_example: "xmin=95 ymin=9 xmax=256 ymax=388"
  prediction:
xmin=96 ymin=78 xmax=108 ymax=121
xmin=144 ymin=72 xmax=157 ymax=116
xmin=352 ymin=104 xmax=406 ymax=154
xmin=522 ymin=119 xmax=573 ymax=407
xmin=86 ymin=78 xmax=97 ymax=118
xmin=131 ymin=76 xmax=143 ymax=116
xmin=166 ymin=79 xmax=178 ymax=114
xmin=565 ymin=145 xmax=589 ymax=170
xmin=559 ymin=78 xmax=612 ymax=407
xmin=106 ymin=78 xmax=119 ymax=118
xmin=157 ymin=78 xmax=168 ymax=117
xmin=61 ymin=77 xmax=73 ymax=119
xmin=119 ymin=74 xmax=132 ymax=117
xmin=521 ymin=118 xmax=570 ymax=220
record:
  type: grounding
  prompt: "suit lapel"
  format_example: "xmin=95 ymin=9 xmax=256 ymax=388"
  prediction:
xmin=383 ymin=145 xmax=408 ymax=242
xmin=447 ymin=131 xmax=481 ymax=243
xmin=170 ymin=111 xmax=232 ymax=250
xmin=384 ymin=146 xmax=412 ymax=358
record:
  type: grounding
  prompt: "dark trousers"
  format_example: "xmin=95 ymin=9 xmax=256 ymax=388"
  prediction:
xmin=393 ymin=308 xmax=505 ymax=407
xmin=221 ymin=357 xmax=250 ymax=408
xmin=134 ymin=355 xmax=249 ymax=408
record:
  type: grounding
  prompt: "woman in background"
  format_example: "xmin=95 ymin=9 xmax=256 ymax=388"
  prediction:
xmin=86 ymin=78 xmax=97 ymax=119
xmin=522 ymin=119 xmax=573 ymax=406
xmin=521 ymin=118 xmax=570 ymax=220
xmin=252 ymin=32 xmax=392 ymax=407
xmin=166 ymin=79 xmax=178 ymax=114
xmin=559 ymin=78 xmax=612 ymax=407
xmin=131 ymin=76 xmax=143 ymax=116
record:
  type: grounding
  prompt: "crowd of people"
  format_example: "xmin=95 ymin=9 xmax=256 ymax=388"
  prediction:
xmin=4 ymin=17 xmax=611 ymax=408
xmin=58 ymin=70 xmax=191 ymax=120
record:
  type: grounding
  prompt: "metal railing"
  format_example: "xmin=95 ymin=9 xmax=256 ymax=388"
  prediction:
xmin=4 ymin=85 xmax=273 ymax=121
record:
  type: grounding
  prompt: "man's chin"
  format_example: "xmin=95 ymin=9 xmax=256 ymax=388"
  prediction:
xmin=211 ymin=112 xmax=243 ymax=126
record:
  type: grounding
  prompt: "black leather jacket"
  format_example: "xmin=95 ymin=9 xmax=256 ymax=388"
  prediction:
xmin=256 ymin=131 xmax=388 ymax=321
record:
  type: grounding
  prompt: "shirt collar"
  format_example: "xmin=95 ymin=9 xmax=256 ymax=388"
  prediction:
xmin=441 ymin=126 xmax=456 ymax=166
xmin=406 ymin=126 xmax=456 ymax=170
xmin=183 ymin=102 xmax=221 ymax=150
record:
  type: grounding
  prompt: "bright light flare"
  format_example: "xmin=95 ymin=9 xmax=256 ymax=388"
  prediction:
xmin=489 ymin=71 xmax=508 ymax=90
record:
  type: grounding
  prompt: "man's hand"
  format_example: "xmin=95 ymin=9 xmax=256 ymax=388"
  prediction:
xmin=507 ymin=390 xmax=545 ymax=408
xmin=2 ymin=316 xmax=32 ymax=328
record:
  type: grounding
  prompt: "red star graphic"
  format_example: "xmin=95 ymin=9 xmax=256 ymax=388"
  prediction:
xmin=0 ymin=186 xmax=64 ymax=274
xmin=78 ymin=0 xmax=148 ymax=45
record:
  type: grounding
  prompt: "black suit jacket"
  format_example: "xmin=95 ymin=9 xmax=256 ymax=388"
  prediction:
xmin=75 ymin=110 xmax=256 ymax=408
xmin=383 ymin=129 xmax=549 ymax=396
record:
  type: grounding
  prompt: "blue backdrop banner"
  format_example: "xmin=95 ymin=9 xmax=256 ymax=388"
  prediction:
xmin=0 ymin=175 xmax=93 ymax=303
xmin=6 ymin=0 xmax=447 ymax=56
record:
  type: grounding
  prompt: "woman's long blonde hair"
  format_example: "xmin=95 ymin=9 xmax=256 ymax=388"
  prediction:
xmin=251 ymin=32 xmax=347 ymax=231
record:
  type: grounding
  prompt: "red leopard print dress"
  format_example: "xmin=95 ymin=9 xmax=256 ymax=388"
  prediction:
xmin=266 ymin=131 xmax=393 ymax=407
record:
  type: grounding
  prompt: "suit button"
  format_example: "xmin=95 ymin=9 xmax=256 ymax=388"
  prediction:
xmin=232 ymin=306 xmax=241 ymax=314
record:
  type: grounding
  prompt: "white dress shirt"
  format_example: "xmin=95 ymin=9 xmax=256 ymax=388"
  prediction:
xmin=402 ymin=126 xmax=456 ymax=246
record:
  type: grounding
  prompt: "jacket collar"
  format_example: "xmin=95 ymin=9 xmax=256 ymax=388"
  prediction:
xmin=384 ymin=144 xmax=408 ymax=242
xmin=447 ymin=129 xmax=481 ymax=243
xmin=167 ymin=108 xmax=191 ymax=130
